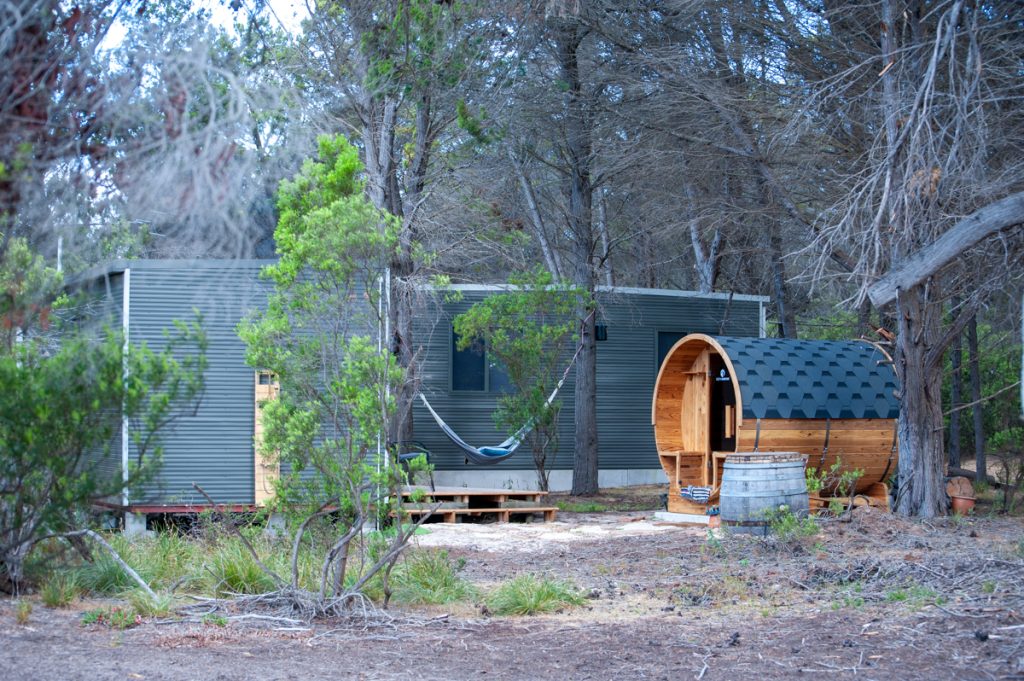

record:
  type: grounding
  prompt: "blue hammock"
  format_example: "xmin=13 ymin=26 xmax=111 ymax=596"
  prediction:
xmin=419 ymin=337 xmax=585 ymax=465
xmin=418 ymin=393 xmax=534 ymax=465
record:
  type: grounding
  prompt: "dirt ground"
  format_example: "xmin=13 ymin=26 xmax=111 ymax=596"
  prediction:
xmin=4 ymin=492 xmax=1024 ymax=681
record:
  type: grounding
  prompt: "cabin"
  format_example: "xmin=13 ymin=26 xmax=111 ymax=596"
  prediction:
xmin=73 ymin=260 xmax=768 ymax=519
xmin=652 ymin=334 xmax=900 ymax=515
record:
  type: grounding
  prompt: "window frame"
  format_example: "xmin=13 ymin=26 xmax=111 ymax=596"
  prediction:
xmin=450 ymin=327 xmax=512 ymax=394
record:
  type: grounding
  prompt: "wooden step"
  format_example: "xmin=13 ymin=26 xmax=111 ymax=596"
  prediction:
xmin=396 ymin=506 xmax=559 ymax=523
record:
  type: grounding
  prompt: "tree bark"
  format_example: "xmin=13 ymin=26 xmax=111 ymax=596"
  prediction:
xmin=893 ymin=286 xmax=947 ymax=516
xmin=551 ymin=18 xmax=600 ymax=495
xmin=868 ymin=190 xmax=1024 ymax=307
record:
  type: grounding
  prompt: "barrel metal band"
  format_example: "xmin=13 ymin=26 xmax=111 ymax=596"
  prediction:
xmin=819 ymin=417 xmax=831 ymax=468
xmin=753 ymin=418 xmax=761 ymax=451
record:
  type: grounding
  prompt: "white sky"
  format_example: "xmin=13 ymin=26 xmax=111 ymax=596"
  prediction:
xmin=104 ymin=0 xmax=308 ymax=48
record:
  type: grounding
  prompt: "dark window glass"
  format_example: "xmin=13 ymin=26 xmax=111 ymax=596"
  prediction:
xmin=657 ymin=331 xmax=688 ymax=371
xmin=488 ymin=359 xmax=514 ymax=394
xmin=452 ymin=332 xmax=486 ymax=391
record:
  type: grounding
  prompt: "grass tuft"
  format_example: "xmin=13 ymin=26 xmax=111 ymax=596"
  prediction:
xmin=126 ymin=589 xmax=174 ymax=618
xmin=391 ymin=550 xmax=478 ymax=605
xmin=487 ymin=574 xmax=585 ymax=616
xmin=40 ymin=573 xmax=81 ymax=608
xmin=203 ymin=542 xmax=276 ymax=596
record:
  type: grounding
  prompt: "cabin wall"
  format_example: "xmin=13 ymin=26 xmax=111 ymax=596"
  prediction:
xmin=127 ymin=261 xmax=274 ymax=506
xmin=414 ymin=288 xmax=763 ymax=481
xmin=77 ymin=272 xmax=125 ymax=493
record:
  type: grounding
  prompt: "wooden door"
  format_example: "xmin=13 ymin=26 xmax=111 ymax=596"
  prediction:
xmin=254 ymin=371 xmax=280 ymax=506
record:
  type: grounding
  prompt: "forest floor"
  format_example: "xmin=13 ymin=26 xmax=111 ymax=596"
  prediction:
xmin=3 ymin=487 xmax=1024 ymax=680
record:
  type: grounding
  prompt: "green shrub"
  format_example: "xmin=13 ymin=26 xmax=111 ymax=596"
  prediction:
xmin=764 ymin=505 xmax=819 ymax=542
xmin=392 ymin=550 xmax=478 ymax=605
xmin=486 ymin=574 xmax=585 ymax=616
xmin=80 ymin=606 xmax=140 ymax=630
xmin=75 ymin=554 xmax=138 ymax=595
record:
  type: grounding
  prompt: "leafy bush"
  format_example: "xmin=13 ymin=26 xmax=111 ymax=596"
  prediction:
xmin=486 ymin=574 xmax=585 ymax=616
xmin=126 ymin=589 xmax=173 ymax=618
xmin=0 ymin=238 xmax=207 ymax=588
xmin=764 ymin=505 xmax=819 ymax=542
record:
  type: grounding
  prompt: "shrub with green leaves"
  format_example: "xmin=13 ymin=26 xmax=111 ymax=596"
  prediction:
xmin=203 ymin=543 xmax=277 ymax=597
xmin=487 ymin=574 xmax=585 ymax=616
xmin=238 ymin=134 xmax=425 ymax=608
xmin=40 ymin=573 xmax=81 ymax=608
xmin=0 ymin=237 xmax=207 ymax=588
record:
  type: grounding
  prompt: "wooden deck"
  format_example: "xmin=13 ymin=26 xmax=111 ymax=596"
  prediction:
xmin=397 ymin=486 xmax=558 ymax=523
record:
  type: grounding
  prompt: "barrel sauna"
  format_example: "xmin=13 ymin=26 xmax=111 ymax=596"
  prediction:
xmin=652 ymin=334 xmax=899 ymax=515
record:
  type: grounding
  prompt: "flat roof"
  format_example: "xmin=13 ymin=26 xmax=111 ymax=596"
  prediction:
xmin=448 ymin=283 xmax=768 ymax=303
xmin=68 ymin=260 xmax=769 ymax=304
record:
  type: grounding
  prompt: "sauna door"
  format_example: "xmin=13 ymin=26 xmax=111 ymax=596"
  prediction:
xmin=709 ymin=356 xmax=736 ymax=451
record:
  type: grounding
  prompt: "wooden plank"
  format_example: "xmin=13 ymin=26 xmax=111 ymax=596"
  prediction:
xmin=752 ymin=418 xmax=896 ymax=431
xmin=396 ymin=506 xmax=560 ymax=523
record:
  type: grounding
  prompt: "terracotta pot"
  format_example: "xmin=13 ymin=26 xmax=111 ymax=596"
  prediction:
xmin=950 ymin=495 xmax=976 ymax=515
xmin=708 ymin=515 xmax=721 ymax=529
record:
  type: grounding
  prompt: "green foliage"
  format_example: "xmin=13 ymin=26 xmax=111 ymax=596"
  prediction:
xmin=945 ymin=323 xmax=1022 ymax=462
xmin=391 ymin=550 xmax=478 ymax=605
xmin=453 ymin=268 xmax=581 ymax=489
xmin=126 ymin=589 xmax=174 ymax=618
xmin=40 ymin=573 xmax=81 ymax=608
xmin=0 ymin=239 xmax=207 ymax=587
xmin=555 ymin=501 xmax=608 ymax=513
xmin=15 ymin=600 xmax=31 ymax=625
xmin=486 ymin=574 xmax=586 ymax=616
xmin=202 ymin=613 xmax=228 ymax=627
xmin=239 ymin=134 xmax=422 ymax=603
xmin=764 ymin=505 xmax=819 ymax=543
xmin=80 ymin=606 xmax=140 ymax=630
xmin=203 ymin=542 xmax=277 ymax=597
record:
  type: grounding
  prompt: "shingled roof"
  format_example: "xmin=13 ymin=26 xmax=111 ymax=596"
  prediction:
xmin=713 ymin=337 xmax=900 ymax=420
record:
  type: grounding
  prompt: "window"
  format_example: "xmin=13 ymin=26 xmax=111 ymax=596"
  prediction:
xmin=451 ymin=330 xmax=512 ymax=393
xmin=657 ymin=331 xmax=688 ymax=371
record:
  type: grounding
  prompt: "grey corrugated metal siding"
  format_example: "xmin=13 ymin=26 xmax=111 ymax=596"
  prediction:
xmin=412 ymin=289 xmax=763 ymax=472
xmin=77 ymin=272 xmax=125 ymax=489
xmin=127 ymin=261 xmax=274 ymax=505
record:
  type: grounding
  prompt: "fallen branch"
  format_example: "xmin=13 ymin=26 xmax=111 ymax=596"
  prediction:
xmin=62 ymin=529 xmax=157 ymax=600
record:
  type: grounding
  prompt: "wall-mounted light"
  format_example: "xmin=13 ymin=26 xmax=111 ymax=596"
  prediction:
xmin=595 ymin=324 xmax=608 ymax=342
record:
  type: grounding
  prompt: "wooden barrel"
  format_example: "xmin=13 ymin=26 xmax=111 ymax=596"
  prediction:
xmin=720 ymin=452 xmax=809 ymax=535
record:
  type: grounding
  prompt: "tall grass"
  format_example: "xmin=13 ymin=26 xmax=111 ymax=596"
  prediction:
xmin=202 ymin=542 xmax=277 ymax=596
xmin=486 ymin=574 xmax=586 ymax=616
xmin=391 ymin=550 xmax=478 ymax=605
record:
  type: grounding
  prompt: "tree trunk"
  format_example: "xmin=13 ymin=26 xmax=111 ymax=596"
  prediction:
xmin=948 ymin=301 xmax=962 ymax=468
xmin=893 ymin=286 xmax=947 ymax=516
xmin=552 ymin=20 xmax=600 ymax=495
xmin=968 ymin=315 xmax=985 ymax=479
